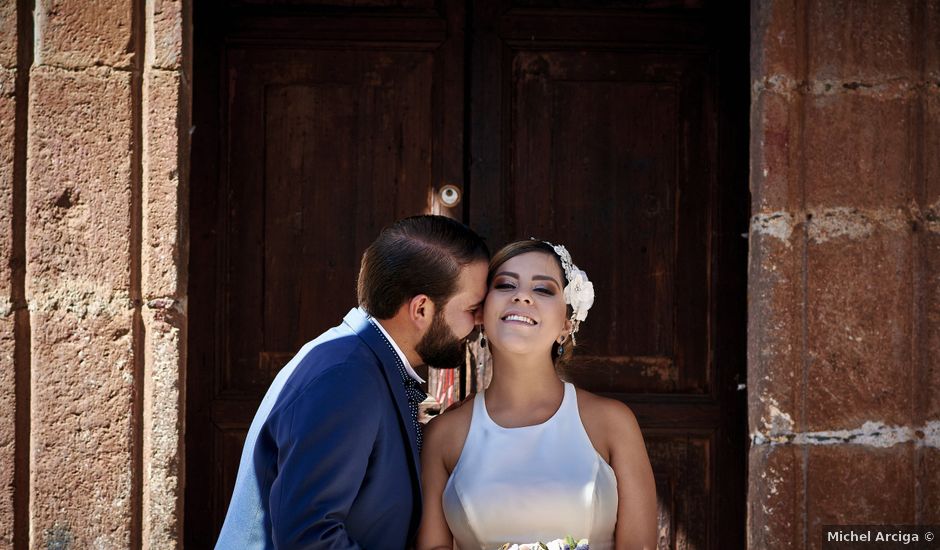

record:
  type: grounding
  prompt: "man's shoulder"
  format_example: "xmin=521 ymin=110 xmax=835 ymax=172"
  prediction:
xmin=263 ymin=328 xmax=390 ymax=418
xmin=290 ymin=337 xmax=386 ymax=393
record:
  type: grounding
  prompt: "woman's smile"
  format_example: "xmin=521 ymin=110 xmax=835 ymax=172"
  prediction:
xmin=501 ymin=312 xmax=538 ymax=325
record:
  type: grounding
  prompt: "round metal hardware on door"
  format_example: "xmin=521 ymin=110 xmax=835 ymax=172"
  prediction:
xmin=439 ymin=184 xmax=461 ymax=207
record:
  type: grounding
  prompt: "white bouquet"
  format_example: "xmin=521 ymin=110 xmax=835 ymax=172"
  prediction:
xmin=498 ymin=536 xmax=588 ymax=550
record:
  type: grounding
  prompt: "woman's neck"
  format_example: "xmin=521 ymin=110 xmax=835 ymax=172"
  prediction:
xmin=485 ymin=349 xmax=565 ymax=411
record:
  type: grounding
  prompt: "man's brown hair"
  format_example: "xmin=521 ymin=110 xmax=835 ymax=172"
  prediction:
xmin=357 ymin=215 xmax=489 ymax=319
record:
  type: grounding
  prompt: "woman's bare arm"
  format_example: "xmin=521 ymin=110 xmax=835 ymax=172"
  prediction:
xmin=416 ymin=407 xmax=469 ymax=550
xmin=607 ymin=401 xmax=658 ymax=550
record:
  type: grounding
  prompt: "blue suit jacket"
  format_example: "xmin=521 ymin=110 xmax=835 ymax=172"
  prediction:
xmin=216 ymin=308 xmax=422 ymax=549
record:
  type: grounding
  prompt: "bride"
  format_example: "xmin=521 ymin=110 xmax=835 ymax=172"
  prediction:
xmin=417 ymin=240 xmax=658 ymax=550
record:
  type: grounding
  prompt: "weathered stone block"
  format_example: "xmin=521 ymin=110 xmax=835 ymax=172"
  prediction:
xmin=143 ymin=70 xmax=186 ymax=301
xmin=149 ymin=0 xmax=184 ymax=70
xmin=0 ymin=9 xmax=16 ymax=547
xmin=922 ymin=447 xmax=940 ymax=523
xmin=36 ymin=0 xmax=135 ymax=69
xmin=751 ymin=91 xmax=800 ymax=213
xmin=927 ymin=93 xmax=940 ymax=212
xmin=927 ymin=96 xmax=940 ymax=422
xmin=806 ymin=444 xmax=915 ymax=550
xmin=142 ymin=304 xmax=185 ymax=550
xmin=925 ymin=0 xmax=940 ymax=83
xmin=749 ymin=215 xmax=803 ymax=439
xmin=0 ymin=66 xmax=15 ymax=301
xmin=751 ymin=0 xmax=800 ymax=84
xmin=747 ymin=444 xmax=804 ymax=550
xmin=807 ymin=0 xmax=917 ymax=83
xmin=0 ymin=315 xmax=15 ymax=548
xmin=804 ymin=95 xmax=914 ymax=209
xmin=26 ymin=66 xmax=133 ymax=299
xmin=805 ymin=222 xmax=913 ymax=430
xmin=30 ymin=309 xmax=136 ymax=549
xmin=926 ymin=230 xmax=940 ymax=420
xmin=0 ymin=2 xmax=16 ymax=68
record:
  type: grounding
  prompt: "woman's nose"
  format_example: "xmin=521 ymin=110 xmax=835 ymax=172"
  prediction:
xmin=512 ymin=292 xmax=533 ymax=304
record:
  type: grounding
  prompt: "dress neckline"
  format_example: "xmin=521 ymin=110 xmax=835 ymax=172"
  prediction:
xmin=478 ymin=382 xmax=572 ymax=431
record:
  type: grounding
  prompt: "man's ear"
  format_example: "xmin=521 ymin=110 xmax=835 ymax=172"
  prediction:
xmin=407 ymin=294 xmax=435 ymax=329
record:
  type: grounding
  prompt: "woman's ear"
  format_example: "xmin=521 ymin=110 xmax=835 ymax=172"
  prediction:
xmin=558 ymin=319 xmax=574 ymax=343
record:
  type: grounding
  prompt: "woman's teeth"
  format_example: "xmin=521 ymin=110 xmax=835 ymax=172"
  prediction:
xmin=502 ymin=314 xmax=536 ymax=325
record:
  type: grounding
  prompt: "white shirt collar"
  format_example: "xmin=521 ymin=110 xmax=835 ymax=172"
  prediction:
xmin=367 ymin=313 xmax=426 ymax=384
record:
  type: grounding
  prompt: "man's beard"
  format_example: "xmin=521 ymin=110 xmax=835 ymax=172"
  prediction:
xmin=415 ymin=309 xmax=466 ymax=369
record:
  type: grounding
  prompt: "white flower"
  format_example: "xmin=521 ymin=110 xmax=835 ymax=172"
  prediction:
xmin=564 ymin=269 xmax=595 ymax=322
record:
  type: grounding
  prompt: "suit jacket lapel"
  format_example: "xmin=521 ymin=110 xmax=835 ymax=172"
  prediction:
xmin=343 ymin=308 xmax=422 ymax=485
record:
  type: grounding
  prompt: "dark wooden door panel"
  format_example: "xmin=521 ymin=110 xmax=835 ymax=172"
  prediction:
xmin=233 ymin=0 xmax=436 ymax=7
xmin=509 ymin=48 xmax=712 ymax=394
xmin=223 ymin=46 xmax=438 ymax=397
xmin=187 ymin=3 xmax=466 ymax=546
xmin=188 ymin=2 xmax=747 ymax=548
xmin=468 ymin=3 xmax=746 ymax=548
xmin=647 ymin=433 xmax=712 ymax=549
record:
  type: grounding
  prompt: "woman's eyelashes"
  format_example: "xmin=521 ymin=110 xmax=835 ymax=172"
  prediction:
xmin=492 ymin=280 xmax=556 ymax=296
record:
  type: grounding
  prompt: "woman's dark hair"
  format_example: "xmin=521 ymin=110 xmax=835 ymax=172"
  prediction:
xmin=488 ymin=239 xmax=575 ymax=363
xmin=357 ymin=215 xmax=489 ymax=319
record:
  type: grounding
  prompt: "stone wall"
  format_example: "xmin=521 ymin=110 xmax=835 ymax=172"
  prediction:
xmin=749 ymin=0 xmax=940 ymax=548
xmin=2 ymin=0 xmax=938 ymax=548
xmin=0 ymin=1 xmax=190 ymax=548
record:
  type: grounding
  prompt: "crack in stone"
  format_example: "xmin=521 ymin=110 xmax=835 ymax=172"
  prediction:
xmin=144 ymin=297 xmax=185 ymax=314
xmin=750 ymin=420 xmax=940 ymax=448
xmin=0 ymin=296 xmax=12 ymax=317
xmin=753 ymin=74 xmax=929 ymax=100
xmin=28 ymin=287 xmax=134 ymax=317
xmin=750 ymin=211 xmax=795 ymax=245
xmin=751 ymin=205 xmax=937 ymax=245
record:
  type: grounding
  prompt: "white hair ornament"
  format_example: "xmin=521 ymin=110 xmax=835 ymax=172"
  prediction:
xmin=544 ymin=241 xmax=595 ymax=345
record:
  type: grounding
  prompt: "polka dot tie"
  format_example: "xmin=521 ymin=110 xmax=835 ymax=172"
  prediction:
xmin=395 ymin=360 xmax=426 ymax=453
xmin=369 ymin=321 xmax=426 ymax=453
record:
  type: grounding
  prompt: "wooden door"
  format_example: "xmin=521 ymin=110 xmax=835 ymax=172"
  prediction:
xmin=186 ymin=1 xmax=466 ymax=546
xmin=187 ymin=0 xmax=748 ymax=547
xmin=468 ymin=1 xmax=748 ymax=548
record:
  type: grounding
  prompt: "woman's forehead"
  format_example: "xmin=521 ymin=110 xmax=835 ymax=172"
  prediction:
xmin=496 ymin=252 xmax=563 ymax=280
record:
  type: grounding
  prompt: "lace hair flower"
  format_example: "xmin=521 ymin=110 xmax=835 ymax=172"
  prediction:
xmin=545 ymin=242 xmax=595 ymax=341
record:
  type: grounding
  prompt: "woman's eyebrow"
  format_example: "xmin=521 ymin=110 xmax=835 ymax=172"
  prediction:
xmin=532 ymin=274 xmax=561 ymax=286
xmin=494 ymin=271 xmax=561 ymax=286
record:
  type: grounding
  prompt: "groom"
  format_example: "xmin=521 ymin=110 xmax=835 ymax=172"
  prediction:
xmin=216 ymin=215 xmax=489 ymax=549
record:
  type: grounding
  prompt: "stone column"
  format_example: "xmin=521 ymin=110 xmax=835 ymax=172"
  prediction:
xmin=141 ymin=1 xmax=189 ymax=548
xmin=749 ymin=1 xmax=940 ymax=548
xmin=0 ymin=0 xmax=190 ymax=547
xmin=0 ymin=1 xmax=24 ymax=547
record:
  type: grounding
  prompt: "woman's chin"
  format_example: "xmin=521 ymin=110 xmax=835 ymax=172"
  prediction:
xmin=489 ymin=338 xmax=548 ymax=358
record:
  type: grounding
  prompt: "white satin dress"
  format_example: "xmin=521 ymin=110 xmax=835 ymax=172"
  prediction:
xmin=442 ymin=383 xmax=618 ymax=550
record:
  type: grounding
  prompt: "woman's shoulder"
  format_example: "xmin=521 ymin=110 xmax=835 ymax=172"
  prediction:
xmin=574 ymin=387 xmax=643 ymax=441
xmin=426 ymin=394 xmax=475 ymax=433
xmin=423 ymin=394 xmax=477 ymax=469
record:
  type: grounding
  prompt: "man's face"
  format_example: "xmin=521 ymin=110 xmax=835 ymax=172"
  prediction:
xmin=415 ymin=260 xmax=488 ymax=368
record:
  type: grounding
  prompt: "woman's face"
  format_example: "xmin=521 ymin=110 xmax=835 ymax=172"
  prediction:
xmin=483 ymin=251 xmax=570 ymax=357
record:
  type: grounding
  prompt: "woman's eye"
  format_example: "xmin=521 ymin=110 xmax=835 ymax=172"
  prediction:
xmin=494 ymin=283 xmax=515 ymax=290
xmin=535 ymin=287 xmax=555 ymax=296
